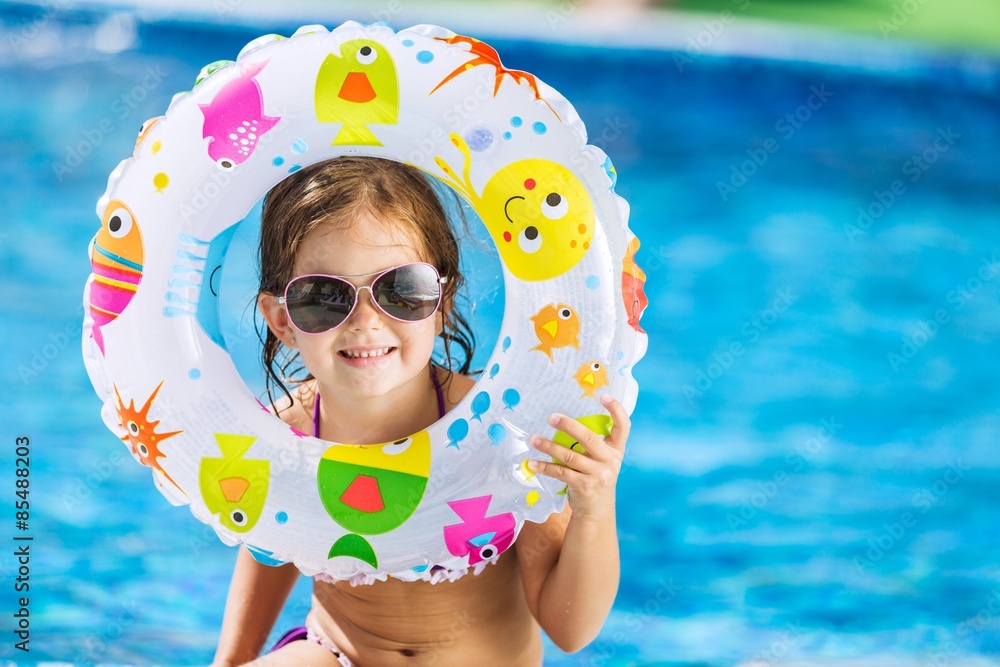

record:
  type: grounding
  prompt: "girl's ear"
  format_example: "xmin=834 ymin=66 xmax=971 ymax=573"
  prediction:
xmin=257 ymin=292 xmax=298 ymax=348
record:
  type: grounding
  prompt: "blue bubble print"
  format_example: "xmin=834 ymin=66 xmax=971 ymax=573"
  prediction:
xmin=488 ymin=423 xmax=507 ymax=447
xmin=447 ymin=418 xmax=469 ymax=449
xmin=471 ymin=391 xmax=491 ymax=422
xmin=502 ymin=389 xmax=521 ymax=411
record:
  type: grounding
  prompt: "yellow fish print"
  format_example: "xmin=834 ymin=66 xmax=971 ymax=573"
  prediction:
xmin=199 ymin=434 xmax=270 ymax=533
xmin=315 ymin=39 xmax=399 ymax=146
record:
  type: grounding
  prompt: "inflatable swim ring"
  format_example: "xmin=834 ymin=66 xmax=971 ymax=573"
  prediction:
xmin=81 ymin=21 xmax=648 ymax=583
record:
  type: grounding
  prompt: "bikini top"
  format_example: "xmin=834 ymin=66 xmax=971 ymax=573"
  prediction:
xmin=312 ymin=365 xmax=447 ymax=438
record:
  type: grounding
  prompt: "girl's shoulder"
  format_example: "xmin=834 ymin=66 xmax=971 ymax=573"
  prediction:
xmin=265 ymin=379 xmax=318 ymax=435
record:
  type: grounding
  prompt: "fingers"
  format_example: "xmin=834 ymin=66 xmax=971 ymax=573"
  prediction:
xmin=529 ymin=434 xmax=599 ymax=475
xmin=546 ymin=412 xmax=615 ymax=461
xmin=600 ymin=394 xmax=631 ymax=453
xmin=527 ymin=400 xmax=631 ymax=510
xmin=527 ymin=457 xmax=581 ymax=486
xmin=531 ymin=398 xmax=631 ymax=482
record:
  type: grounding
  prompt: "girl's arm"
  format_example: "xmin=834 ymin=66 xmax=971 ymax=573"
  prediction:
xmin=516 ymin=395 xmax=631 ymax=653
xmin=211 ymin=544 xmax=302 ymax=666
xmin=517 ymin=503 xmax=620 ymax=652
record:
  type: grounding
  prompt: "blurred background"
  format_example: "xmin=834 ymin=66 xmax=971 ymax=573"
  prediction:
xmin=1 ymin=0 xmax=998 ymax=665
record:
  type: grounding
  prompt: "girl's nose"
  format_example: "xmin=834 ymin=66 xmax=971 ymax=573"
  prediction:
xmin=347 ymin=286 xmax=384 ymax=330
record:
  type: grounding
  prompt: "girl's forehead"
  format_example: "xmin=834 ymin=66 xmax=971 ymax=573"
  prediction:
xmin=295 ymin=218 xmax=428 ymax=275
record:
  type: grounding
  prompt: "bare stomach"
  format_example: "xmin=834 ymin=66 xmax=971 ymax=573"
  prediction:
xmin=305 ymin=551 xmax=543 ymax=666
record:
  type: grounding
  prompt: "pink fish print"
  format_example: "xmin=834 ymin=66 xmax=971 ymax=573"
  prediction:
xmin=443 ymin=495 xmax=516 ymax=566
xmin=199 ymin=59 xmax=280 ymax=170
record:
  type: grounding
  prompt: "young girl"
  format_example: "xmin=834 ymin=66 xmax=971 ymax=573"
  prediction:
xmin=210 ymin=157 xmax=631 ymax=667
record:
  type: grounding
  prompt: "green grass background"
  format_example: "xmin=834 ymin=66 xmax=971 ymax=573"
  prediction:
xmin=659 ymin=0 xmax=1000 ymax=54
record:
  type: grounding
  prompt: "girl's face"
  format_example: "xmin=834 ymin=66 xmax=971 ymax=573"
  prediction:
xmin=260 ymin=209 xmax=444 ymax=401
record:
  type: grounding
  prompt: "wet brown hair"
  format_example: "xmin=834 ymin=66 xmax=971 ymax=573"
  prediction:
xmin=256 ymin=156 xmax=476 ymax=411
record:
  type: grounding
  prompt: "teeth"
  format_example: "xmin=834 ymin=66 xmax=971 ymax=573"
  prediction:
xmin=344 ymin=347 xmax=391 ymax=359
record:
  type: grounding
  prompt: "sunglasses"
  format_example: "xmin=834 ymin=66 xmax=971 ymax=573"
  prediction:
xmin=276 ymin=262 xmax=448 ymax=335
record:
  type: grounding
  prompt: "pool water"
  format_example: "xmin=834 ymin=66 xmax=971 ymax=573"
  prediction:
xmin=1 ymin=4 xmax=999 ymax=665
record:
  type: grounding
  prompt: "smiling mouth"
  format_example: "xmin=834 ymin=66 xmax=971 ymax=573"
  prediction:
xmin=339 ymin=347 xmax=396 ymax=359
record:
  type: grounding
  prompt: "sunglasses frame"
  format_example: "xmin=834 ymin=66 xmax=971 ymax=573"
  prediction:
xmin=276 ymin=261 xmax=448 ymax=335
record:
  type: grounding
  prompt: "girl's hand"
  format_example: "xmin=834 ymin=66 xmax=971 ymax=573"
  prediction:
xmin=528 ymin=394 xmax=631 ymax=522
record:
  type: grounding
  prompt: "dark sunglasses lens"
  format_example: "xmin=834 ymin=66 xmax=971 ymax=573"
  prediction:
xmin=372 ymin=265 xmax=441 ymax=321
xmin=285 ymin=277 xmax=355 ymax=333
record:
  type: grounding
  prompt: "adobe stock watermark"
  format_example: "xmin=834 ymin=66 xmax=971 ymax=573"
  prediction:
xmin=742 ymin=620 xmax=807 ymax=667
xmin=6 ymin=0 xmax=72 ymax=56
xmin=844 ymin=127 xmax=960 ymax=243
xmin=71 ymin=601 xmax=141 ymax=665
xmin=921 ymin=588 xmax=1000 ymax=667
xmin=545 ymin=0 xmax=586 ymax=30
xmin=370 ymin=0 xmax=404 ymax=24
xmin=727 ymin=417 xmax=842 ymax=530
xmin=17 ymin=321 xmax=81 ymax=384
xmin=717 ymin=84 xmax=833 ymax=202
xmin=854 ymin=460 xmax=970 ymax=574
xmin=955 ymin=589 xmax=1000 ymax=641
xmin=589 ymin=114 xmax=630 ymax=154
xmin=887 ymin=250 xmax=998 ymax=372
xmin=423 ymin=611 xmax=476 ymax=666
xmin=17 ymin=302 xmax=85 ymax=385
xmin=586 ymin=579 xmax=680 ymax=666
xmin=568 ymin=113 xmax=631 ymax=176
xmin=674 ymin=0 xmax=752 ymax=72
xmin=61 ymin=447 xmax=131 ymax=513
xmin=213 ymin=0 xmax=244 ymax=18
xmin=52 ymin=65 xmax=169 ymax=181
xmin=189 ymin=522 xmax=226 ymax=558
xmin=877 ymin=0 xmax=930 ymax=38
xmin=682 ymin=288 xmax=799 ymax=404
xmin=441 ymin=70 xmax=512 ymax=130
xmin=640 ymin=244 xmax=672 ymax=273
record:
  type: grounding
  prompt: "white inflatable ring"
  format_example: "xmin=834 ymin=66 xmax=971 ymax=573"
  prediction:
xmin=82 ymin=21 xmax=648 ymax=583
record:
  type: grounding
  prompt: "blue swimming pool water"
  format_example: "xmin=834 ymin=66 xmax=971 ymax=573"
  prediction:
xmin=2 ymin=3 xmax=999 ymax=665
